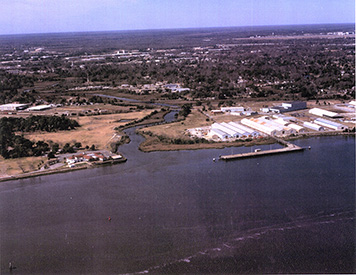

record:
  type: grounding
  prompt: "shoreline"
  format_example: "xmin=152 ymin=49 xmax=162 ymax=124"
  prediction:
xmin=0 ymin=157 xmax=127 ymax=183
xmin=1 ymin=131 xmax=353 ymax=183
xmin=0 ymin=166 xmax=88 ymax=183
xmin=138 ymin=131 xmax=355 ymax=152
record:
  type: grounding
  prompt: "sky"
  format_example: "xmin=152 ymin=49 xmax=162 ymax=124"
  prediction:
xmin=0 ymin=0 xmax=355 ymax=35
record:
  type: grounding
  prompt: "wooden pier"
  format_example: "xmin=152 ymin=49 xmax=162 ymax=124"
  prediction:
xmin=219 ymin=138 xmax=305 ymax=161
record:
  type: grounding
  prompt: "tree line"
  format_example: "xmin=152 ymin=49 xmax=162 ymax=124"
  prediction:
xmin=0 ymin=115 xmax=80 ymax=159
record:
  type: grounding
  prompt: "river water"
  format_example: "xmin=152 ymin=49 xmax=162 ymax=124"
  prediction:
xmin=0 ymin=130 xmax=355 ymax=273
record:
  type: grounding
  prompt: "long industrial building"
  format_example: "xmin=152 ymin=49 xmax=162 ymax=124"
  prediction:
xmin=241 ymin=118 xmax=278 ymax=136
xmin=0 ymin=103 xmax=29 ymax=111
xmin=313 ymin=118 xmax=348 ymax=131
xmin=303 ymin=122 xmax=324 ymax=131
xmin=210 ymin=128 xmax=230 ymax=139
xmin=309 ymin=108 xmax=341 ymax=118
xmin=209 ymin=122 xmax=261 ymax=140
xmin=219 ymin=122 xmax=257 ymax=138
xmin=258 ymin=117 xmax=297 ymax=135
xmin=220 ymin=122 xmax=247 ymax=136
xmin=288 ymin=123 xmax=306 ymax=133
xmin=241 ymin=116 xmax=297 ymax=136
xmin=211 ymin=123 xmax=240 ymax=138
xmin=27 ymin=104 xmax=53 ymax=111
xmin=227 ymin=122 xmax=260 ymax=137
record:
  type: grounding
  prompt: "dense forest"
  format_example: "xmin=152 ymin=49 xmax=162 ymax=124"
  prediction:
xmin=0 ymin=116 xmax=80 ymax=159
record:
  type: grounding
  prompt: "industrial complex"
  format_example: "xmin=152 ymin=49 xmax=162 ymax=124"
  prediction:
xmin=188 ymin=100 xmax=353 ymax=141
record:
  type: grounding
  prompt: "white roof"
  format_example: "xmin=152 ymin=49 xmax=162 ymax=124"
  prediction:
xmin=309 ymin=108 xmax=339 ymax=118
xmin=0 ymin=103 xmax=27 ymax=107
xmin=210 ymin=128 xmax=230 ymax=139
xmin=211 ymin=123 xmax=238 ymax=137
xmin=228 ymin=122 xmax=258 ymax=135
xmin=27 ymin=104 xmax=53 ymax=111
xmin=314 ymin=118 xmax=347 ymax=130
xmin=303 ymin=121 xmax=324 ymax=131
xmin=288 ymin=123 xmax=305 ymax=131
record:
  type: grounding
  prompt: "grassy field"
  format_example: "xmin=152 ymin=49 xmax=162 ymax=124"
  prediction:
xmin=0 ymin=156 xmax=47 ymax=178
xmin=139 ymin=109 xmax=211 ymax=138
xmin=25 ymin=110 xmax=154 ymax=150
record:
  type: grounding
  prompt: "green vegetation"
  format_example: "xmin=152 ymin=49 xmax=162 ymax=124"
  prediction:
xmin=0 ymin=116 xmax=80 ymax=159
xmin=2 ymin=115 xmax=79 ymax=132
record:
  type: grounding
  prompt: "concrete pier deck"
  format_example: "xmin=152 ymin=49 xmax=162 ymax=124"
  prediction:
xmin=219 ymin=137 xmax=305 ymax=161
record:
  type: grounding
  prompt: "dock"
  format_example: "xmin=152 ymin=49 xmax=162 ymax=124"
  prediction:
xmin=219 ymin=137 xmax=305 ymax=161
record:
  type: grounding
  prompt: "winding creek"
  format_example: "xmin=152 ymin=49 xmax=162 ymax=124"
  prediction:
xmin=0 ymin=101 xmax=355 ymax=274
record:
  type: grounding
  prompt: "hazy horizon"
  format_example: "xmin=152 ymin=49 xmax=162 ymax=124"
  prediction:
xmin=1 ymin=0 xmax=354 ymax=35
xmin=0 ymin=22 xmax=354 ymax=37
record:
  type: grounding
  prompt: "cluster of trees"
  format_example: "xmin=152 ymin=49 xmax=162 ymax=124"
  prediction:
xmin=3 ymin=115 xmax=79 ymax=132
xmin=0 ymin=134 xmax=50 ymax=159
xmin=178 ymin=104 xmax=192 ymax=118
xmin=0 ymin=116 xmax=80 ymax=159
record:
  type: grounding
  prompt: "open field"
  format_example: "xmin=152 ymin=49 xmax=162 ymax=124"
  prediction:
xmin=139 ymin=109 xmax=211 ymax=138
xmin=25 ymin=110 xmax=154 ymax=150
xmin=0 ymin=156 xmax=47 ymax=178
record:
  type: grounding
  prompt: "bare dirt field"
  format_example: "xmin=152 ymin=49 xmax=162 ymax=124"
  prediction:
xmin=0 ymin=156 xmax=47 ymax=178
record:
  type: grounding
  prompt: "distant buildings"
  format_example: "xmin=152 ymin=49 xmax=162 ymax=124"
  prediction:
xmin=164 ymin=84 xmax=190 ymax=93
xmin=210 ymin=106 xmax=257 ymax=116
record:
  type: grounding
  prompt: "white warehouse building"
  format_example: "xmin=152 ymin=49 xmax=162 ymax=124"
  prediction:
xmin=313 ymin=118 xmax=348 ymax=131
xmin=256 ymin=117 xmax=297 ymax=135
xmin=210 ymin=128 xmax=230 ymax=140
xmin=220 ymin=122 xmax=257 ymax=138
xmin=288 ymin=123 xmax=306 ymax=133
xmin=0 ymin=103 xmax=29 ymax=111
xmin=303 ymin=122 xmax=324 ymax=131
xmin=27 ymin=104 xmax=53 ymax=111
xmin=241 ymin=118 xmax=278 ymax=136
xmin=309 ymin=108 xmax=341 ymax=118
xmin=227 ymin=122 xmax=260 ymax=137
xmin=220 ymin=107 xmax=245 ymax=112
xmin=211 ymin=123 xmax=240 ymax=138
xmin=241 ymin=117 xmax=296 ymax=136
xmin=220 ymin=122 xmax=248 ymax=136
